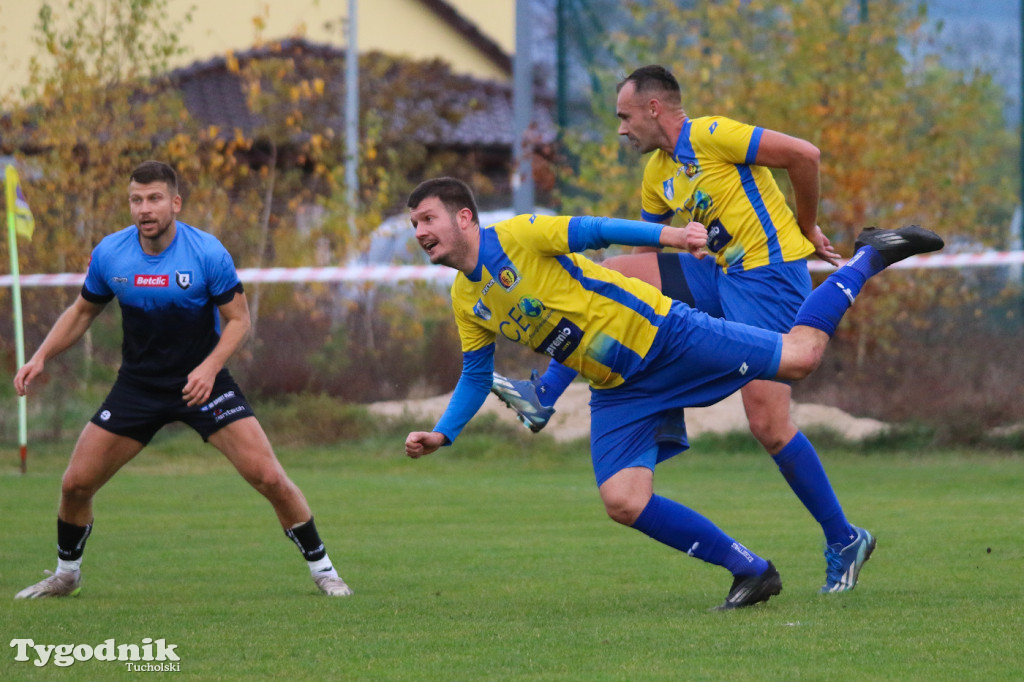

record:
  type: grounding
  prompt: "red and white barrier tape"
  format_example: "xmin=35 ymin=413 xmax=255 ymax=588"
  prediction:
xmin=808 ymin=250 xmax=1024 ymax=271
xmin=2 ymin=251 xmax=1023 ymax=288
xmin=0 ymin=265 xmax=457 ymax=288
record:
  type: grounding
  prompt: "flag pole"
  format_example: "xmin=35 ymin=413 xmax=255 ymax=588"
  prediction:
xmin=5 ymin=165 xmax=29 ymax=473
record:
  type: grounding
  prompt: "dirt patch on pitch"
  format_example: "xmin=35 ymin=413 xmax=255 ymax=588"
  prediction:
xmin=369 ymin=382 xmax=888 ymax=443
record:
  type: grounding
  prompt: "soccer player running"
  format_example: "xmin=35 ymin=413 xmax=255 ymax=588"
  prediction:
xmin=13 ymin=161 xmax=352 ymax=599
xmin=403 ymin=176 xmax=941 ymax=609
xmin=491 ymin=64 xmax=877 ymax=594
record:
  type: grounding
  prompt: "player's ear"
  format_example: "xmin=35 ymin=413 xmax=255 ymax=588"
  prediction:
xmin=456 ymin=207 xmax=474 ymax=230
xmin=648 ymin=97 xmax=661 ymax=118
xmin=172 ymin=193 xmax=182 ymax=213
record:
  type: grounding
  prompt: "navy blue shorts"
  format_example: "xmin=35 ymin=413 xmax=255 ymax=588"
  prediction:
xmin=589 ymin=301 xmax=782 ymax=486
xmin=90 ymin=371 xmax=256 ymax=445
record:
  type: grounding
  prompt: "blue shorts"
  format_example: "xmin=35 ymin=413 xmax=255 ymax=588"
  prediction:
xmin=718 ymin=260 xmax=811 ymax=333
xmin=588 ymin=301 xmax=782 ymax=486
xmin=90 ymin=371 xmax=256 ymax=445
xmin=657 ymin=252 xmax=723 ymax=318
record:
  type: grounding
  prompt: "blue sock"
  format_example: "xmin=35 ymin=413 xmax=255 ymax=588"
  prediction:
xmin=632 ymin=495 xmax=769 ymax=577
xmin=792 ymin=245 xmax=883 ymax=336
xmin=772 ymin=432 xmax=856 ymax=547
xmin=536 ymin=358 xmax=577 ymax=408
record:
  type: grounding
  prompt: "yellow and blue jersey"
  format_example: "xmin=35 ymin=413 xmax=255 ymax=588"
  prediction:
xmin=452 ymin=214 xmax=672 ymax=390
xmin=640 ymin=115 xmax=815 ymax=273
xmin=433 ymin=213 xmax=675 ymax=443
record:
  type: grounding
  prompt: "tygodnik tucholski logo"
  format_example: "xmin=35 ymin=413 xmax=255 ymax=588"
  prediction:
xmin=10 ymin=637 xmax=181 ymax=671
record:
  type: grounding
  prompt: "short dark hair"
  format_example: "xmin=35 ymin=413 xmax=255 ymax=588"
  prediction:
xmin=617 ymin=65 xmax=681 ymax=104
xmin=407 ymin=177 xmax=479 ymax=225
xmin=129 ymin=160 xmax=178 ymax=195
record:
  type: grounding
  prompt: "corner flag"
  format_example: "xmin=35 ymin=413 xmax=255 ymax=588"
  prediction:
xmin=5 ymin=163 xmax=35 ymax=473
xmin=5 ymin=165 xmax=35 ymax=241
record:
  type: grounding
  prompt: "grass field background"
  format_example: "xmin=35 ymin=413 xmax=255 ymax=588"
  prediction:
xmin=2 ymin=423 xmax=1022 ymax=680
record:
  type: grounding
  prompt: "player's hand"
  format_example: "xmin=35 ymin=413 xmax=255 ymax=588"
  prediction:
xmin=405 ymin=431 xmax=445 ymax=458
xmin=806 ymin=226 xmax=841 ymax=266
xmin=660 ymin=221 xmax=709 ymax=259
xmin=13 ymin=357 xmax=44 ymax=396
xmin=183 ymin=362 xmax=218 ymax=407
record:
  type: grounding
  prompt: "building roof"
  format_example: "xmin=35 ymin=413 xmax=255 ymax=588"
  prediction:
xmin=414 ymin=0 xmax=513 ymax=77
xmin=167 ymin=37 xmax=553 ymax=150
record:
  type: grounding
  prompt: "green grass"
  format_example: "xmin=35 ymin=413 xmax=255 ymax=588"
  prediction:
xmin=1 ymin=431 xmax=1022 ymax=681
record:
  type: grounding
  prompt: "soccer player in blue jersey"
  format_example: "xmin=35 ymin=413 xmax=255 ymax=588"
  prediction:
xmin=13 ymin=161 xmax=352 ymax=599
xmin=403 ymin=176 xmax=941 ymax=609
xmin=491 ymin=64 xmax=881 ymax=594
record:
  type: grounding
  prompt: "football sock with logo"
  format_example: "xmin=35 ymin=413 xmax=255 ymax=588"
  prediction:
xmin=772 ymin=432 xmax=856 ymax=547
xmin=631 ymin=494 xmax=769 ymax=577
xmin=56 ymin=517 xmax=92 ymax=572
xmin=536 ymin=358 xmax=578 ymax=408
xmin=792 ymin=246 xmax=883 ymax=336
xmin=285 ymin=517 xmax=337 ymax=575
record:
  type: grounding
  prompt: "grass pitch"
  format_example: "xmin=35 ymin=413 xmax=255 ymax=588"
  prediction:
xmin=2 ymin=427 xmax=1022 ymax=681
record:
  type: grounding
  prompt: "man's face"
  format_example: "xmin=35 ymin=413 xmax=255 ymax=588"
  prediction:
xmin=616 ymin=81 xmax=661 ymax=154
xmin=128 ymin=180 xmax=181 ymax=241
xmin=410 ymin=196 xmax=470 ymax=268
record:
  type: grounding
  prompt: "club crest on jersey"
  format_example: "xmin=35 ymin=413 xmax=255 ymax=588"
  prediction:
xmin=175 ymin=270 xmax=193 ymax=290
xmin=134 ymin=274 xmax=168 ymax=287
xmin=473 ymin=299 xmax=492 ymax=321
xmin=497 ymin=265 xmax=520 ymax=291
xmin=683 ymin=161 xmax=700 ymax=178
xmin=662 ymin=178 xmax=675 ymax=201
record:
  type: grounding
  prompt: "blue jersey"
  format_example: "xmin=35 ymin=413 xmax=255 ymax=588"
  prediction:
xmin=81 ymin=221 xmax=242 ymax=389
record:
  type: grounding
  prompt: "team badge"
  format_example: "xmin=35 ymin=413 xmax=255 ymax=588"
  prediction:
xmin=497 ymin=265 xmax=520 ymax=291
xmin=662 ymin=178 xmax=675 ymax=201
xmin=473 ymin=299 xmax=492 ymax=321
xmin=683 ymin=162 xmax=700 ymax=178
xmin=175 ymin=270 xmax=193 ymax=290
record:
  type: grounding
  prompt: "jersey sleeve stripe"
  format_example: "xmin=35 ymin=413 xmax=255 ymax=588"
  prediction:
xmin=641 ymin=208 xmax=674 ymax=223
xmin=745 ymin=126 xmax=764 ymax=164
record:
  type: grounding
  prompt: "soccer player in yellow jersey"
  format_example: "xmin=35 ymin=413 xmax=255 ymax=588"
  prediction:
xmin=492 ymin=64 xmax=881 ymax=594
xmin=403 ymin=176 xmax=942 ymax=609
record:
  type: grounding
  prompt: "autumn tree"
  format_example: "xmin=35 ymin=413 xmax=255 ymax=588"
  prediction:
xmin=551 ymin=0 xmax=1021 ymax=436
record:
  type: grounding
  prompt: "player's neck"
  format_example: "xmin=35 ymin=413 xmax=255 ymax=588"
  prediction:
xmin=660 ymin=112 xmax=688 ymax=154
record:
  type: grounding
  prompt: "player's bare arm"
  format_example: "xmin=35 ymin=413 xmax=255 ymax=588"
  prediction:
xmin=182 ymin=290 xmax=251 ymax=407
xmin=754 ymin=129 xmax=840 ymax=266
xmin=14 ymin=296 xmax=106 ymax=396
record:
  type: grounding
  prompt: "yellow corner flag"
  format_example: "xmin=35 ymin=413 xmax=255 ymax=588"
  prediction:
xmin=5 ymin=164 xmax=35 ymax=241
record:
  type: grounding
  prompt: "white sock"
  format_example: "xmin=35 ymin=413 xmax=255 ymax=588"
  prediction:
xmin=57 ymin=558 xmax=82 ymax=574
xmin=308 ymin=555 xmax=336 ymax=576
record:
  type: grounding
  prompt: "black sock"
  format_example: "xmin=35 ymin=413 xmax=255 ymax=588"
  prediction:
xmin=57 ymin=517 xmax=92 ymax=561
xmin=284 ymin=517 xmax=327 ymax=562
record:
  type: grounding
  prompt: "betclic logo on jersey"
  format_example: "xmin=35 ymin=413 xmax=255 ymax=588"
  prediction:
xmin=134 ymin=274 xmax=169 ymax=287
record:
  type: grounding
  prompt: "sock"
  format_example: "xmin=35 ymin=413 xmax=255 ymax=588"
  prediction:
xmin=631 ymin=495 xmax=769 ymax=577
xmin=285 ymin=517 xmax=336 ymax=575
xmin=772 ymin=432 xmax=856 ymax=547
xmin=536 ymin=358 xmax=577 ymax=408
xmin=792 ymin=246 xmax=884 ymax=336
xmin=56 ymin=518 xmax=92 ymax=570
